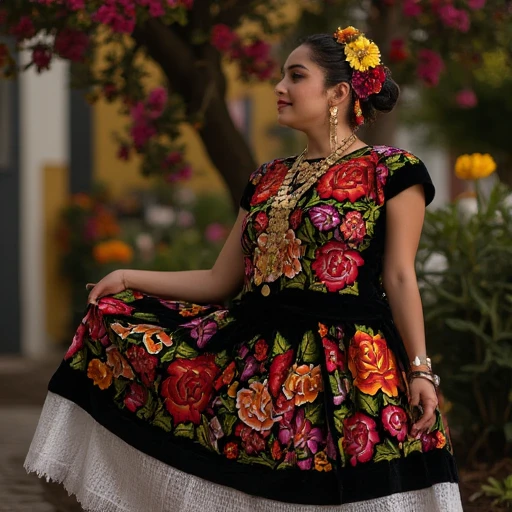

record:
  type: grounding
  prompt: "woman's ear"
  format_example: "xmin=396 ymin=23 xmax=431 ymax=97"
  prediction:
xmin=329 ymin=82 xmax=351 ymax=106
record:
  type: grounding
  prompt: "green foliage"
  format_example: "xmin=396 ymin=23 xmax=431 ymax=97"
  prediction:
xmin=417 ymin=182 xmax=512 ymax=461
xmin=480 ymin=475 xmax=512 ymax=507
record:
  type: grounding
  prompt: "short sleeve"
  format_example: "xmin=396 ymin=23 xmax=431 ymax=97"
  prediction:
xmin=239 ymin=164 xmax=264 ymax=211
xmin=384 ymin=156 xmax=436 ymax=206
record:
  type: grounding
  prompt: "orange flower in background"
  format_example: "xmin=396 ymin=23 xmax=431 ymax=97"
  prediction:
xmin=71 ymin=192 xmax=94 ymax=210
xmin=348 ymin=330 xmax=400 ymax=397
xmin=93 ymin=239 xmax=133 ymax=265
xmin=236 ymin=381 xmax=275 ymax=431
xmin=87 ymin=359 xmax=113 ymax=390
xmin=94 ymin=207 xmax=120 ymax=238
xmin=283 ymin=364 xmax=323 ymax=406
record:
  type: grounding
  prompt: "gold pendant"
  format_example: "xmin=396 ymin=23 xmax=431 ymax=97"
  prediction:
xmin=261 ymin=284 xmax=271 ymax=297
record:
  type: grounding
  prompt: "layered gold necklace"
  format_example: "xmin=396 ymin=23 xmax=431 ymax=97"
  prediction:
xmin=257 ymin=133 xmax=357 ymax=294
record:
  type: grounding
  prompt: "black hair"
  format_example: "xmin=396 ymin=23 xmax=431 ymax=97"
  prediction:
xmin=301 ymin=33 xmax=400 ymax=129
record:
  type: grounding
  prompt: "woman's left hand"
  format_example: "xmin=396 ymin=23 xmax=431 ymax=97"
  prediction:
xmin=408 ymin=377 xmax=438 ymax=437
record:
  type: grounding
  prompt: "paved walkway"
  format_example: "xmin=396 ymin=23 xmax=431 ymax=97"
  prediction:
xmin=0 ymin=354 xmax=82 ymax=512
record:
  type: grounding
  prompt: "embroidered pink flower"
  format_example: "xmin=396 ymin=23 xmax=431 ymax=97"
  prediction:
xmin=97 ymin=297 xmax=135 ymax=316
xmin=312 ymin=241 xmax=364 ymax=292
xmin=64 ymin=322 xmax=87 ymax=360
xmin=381 ymin=405 xmax=409 ymax=442
xmin=339 ymin=211 xmax=366 ymax=245
xmin=254 ymin=212 xmax=269 ymax=233
xmin=269 ymin=349 xmax=294 ymax=397
xmin=322 ymin=338 xmax=345 ymax=373
xmin=124 ymin=382 xmax=147 ymax=412
xmin=292 ymin=408 xmax=323 ymax=454
xmin=309 ymin=205 xmax=341 ymax=231
xmin=343 ymin=413 xmax=380 ymax=466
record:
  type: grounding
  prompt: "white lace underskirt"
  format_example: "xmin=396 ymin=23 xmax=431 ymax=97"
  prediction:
xmin=25 ymin=392 xmax=464 ymax=512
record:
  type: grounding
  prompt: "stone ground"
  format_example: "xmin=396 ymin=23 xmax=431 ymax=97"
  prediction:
xmin=0 ymin=354 xmax=82 ymax=512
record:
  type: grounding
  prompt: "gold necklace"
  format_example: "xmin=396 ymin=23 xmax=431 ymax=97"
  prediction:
xmin=255 ymin=133 xmax=357 ymax=293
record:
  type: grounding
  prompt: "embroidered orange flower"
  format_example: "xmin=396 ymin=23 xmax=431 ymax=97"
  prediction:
xmin=348 ymin=330 xmax=400 ymax=397
xmin=179 ymin=304 xmax=209 ymax=317
xmin=282 ymin=364 xmax=323 ymax=406
xmin=236 ymin=381 xmax=275 ymax=431
xmin=333 ymin=26 xmax=361 ymax=44
xmin=87 ymin=359 xmax=113 ymax=390
xmin=223 ymin=442 xmax=239 ymax=460
xmin=436 ymin=431 xmax=446 ymax=449
xmin=318 ymin=323 xmax=328 ymax=337
xmin=314 ymin=450 xmax=333 ymax=472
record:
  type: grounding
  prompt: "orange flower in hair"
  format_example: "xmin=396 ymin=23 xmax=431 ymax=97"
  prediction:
xmin=333 ymin=26 xmax=361 ymax=44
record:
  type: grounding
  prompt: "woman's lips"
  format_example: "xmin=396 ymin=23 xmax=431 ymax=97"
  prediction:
xmin=277 ymin=101 xmax=292 ymax=110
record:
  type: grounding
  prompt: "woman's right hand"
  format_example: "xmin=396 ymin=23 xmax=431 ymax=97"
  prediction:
xmin=86 ymin=269 xmax=128 ymax=305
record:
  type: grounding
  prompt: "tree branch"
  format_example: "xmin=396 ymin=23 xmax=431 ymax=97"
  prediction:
xmin=133 ymin=18 xmax=257 ymax=207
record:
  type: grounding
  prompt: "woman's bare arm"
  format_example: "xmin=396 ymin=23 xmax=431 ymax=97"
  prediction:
xmin=382 ymin=184 xmax=427 ymax=361
xmin=120 ymin=208 xmax=248 ymax=304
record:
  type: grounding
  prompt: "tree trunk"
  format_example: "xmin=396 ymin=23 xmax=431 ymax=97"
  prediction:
xmin=134 ymin=20 xmax=257 ymax=210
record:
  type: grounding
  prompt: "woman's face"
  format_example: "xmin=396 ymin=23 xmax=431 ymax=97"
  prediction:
xmin=275 ymin=44 xmax=333 ymax=132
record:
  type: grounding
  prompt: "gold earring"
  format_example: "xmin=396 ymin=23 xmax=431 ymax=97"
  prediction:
xmin=329 ymin=106 xmax=338 ymax=151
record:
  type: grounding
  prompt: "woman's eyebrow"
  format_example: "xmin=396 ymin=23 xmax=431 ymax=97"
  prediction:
xmin=281 ymin=63 xmax=309 ymax=74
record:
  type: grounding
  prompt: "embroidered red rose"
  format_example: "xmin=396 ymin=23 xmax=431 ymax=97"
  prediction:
xmin=342 ymin=412 xmax=380 ymax=466
xmin=317 ymin=155 xmax=378 ymax=203
xmin=268 ymin=349 xmax=294 ymax=397
xmin=373 ymin=163 xmax=389 ymax=205
xmin=223 ymin=442 xmax=239 ymax=460
xmin=312 ymin=241 xmax=364 ymax=292
xmin=254 ymin=212 xmax=269 ymax=232
xmin=126 ymin=345 xmax=158 ymax=386
xmin=161 ymin=354 xmax=220 ymax=425
xmin=381 ymin=405 xmax=408 ymax=442
xmin=339 ymin=211 xmax=366 ymax=246
xmin=254 ymin=339 xmax=269 ymax=362
xmin=250 ymin=161 xmax=288 ymax=205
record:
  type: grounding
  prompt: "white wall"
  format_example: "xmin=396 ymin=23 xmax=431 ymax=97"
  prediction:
xmin=19 ymin=54 xmax=69 ymax=357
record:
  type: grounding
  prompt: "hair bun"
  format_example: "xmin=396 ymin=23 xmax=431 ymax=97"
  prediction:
xmin=369 ymin=70 xmax=400 ymax=113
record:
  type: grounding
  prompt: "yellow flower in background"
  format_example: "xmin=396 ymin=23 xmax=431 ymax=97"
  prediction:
xmin=344 ymin=37 xmax=381 ymax=71
xmin=455 ymin=153 xmax=497 ymax=180
xmin=93 ymin=239 xmax=133 ymax=265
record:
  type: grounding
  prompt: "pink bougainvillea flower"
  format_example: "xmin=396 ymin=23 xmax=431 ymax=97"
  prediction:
xmin=32 ymin=45 xmax=52 ymax=73
xmin=211 ymin=24 xmax=239 ymax=53
xmin=146 ymin=87 xmax=168 ymax=119
xmin=54 ymin=29 xmax=90 ymax=62
xmin=467 ymin=0 xmax=485 ymax=9
xmin=416 ymin=49 xmax=445 ymax=86
xmin=455 ymin=88 xmax=477 ymax=108
xmin=9 ymin=17 xmax=36 ymax=41
xmin=403 ymin=0 xmax=422 ymax=17
xmin=438 ymin=5 xmax=471 ymax=32
xmin=205 ymin=222 xmax=228 ymax=243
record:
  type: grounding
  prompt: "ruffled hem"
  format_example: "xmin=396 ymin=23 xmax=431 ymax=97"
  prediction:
xmin=25 ymin=392 xmax=464 ymax=512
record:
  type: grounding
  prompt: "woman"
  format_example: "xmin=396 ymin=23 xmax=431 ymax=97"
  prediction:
xmin=25 ymin=27 xmax=463 ymax=511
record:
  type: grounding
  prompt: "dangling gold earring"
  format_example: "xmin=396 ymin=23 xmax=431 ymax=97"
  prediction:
xmin=354 ymin=99 xmax=364 ymax=127
xmin=329 ymin=105 xmax=338 ymax=152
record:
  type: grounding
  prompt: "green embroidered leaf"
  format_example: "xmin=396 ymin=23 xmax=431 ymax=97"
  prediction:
xmin=113 ymin=378 xmax=129 ymax=400
xmin=374 ymin=439 xmax=401 ymax=463
xmin=308 ymin=282 xmax=326 ymax=293
xmin=133 ymin=312 xmax=158 ymax=322
xmin=175 ymin=342 xmax=199 ymax=359
xmin=173 ymin=422 xmax=195 ymax=439
xmin=276 ymin=460 xmax=295 ymax=470
xmin=284 ymin=272 xmax=307 ymax=290
xmin=337 ymin=438 xmax=346 ymax=467
xmin=305 ymin=402 xmax=324 ymax=425
xmin=220 ymin=395 xmax=237 ymax=414
xmin=387 ymin=161 xmax=406 ymax=172
xmin=339 ymin=282 xmax=359 ymax=296
xmin=403 ymin=439 xmax=422 ymax=457
xmin=69 ymin=349 xmax=87 ymax=372
xmin=357 ymin=393 xmax=380 ymax=417
xmin=238 ymin=451 xmax=275 ymax=468
xmin=152 ymin=406 xmax=173 ymax=432
xmin=197 ymin=416 xmax=216 ymax=452
xmin=385 ymin=154 xmax=401 ymax=165
xmin=218 ymin=412 xmax=237 ymax=437
xmin=160 ymin=345 xmax=177 ymax=363
xmin=298 ymin=330 xmax=319 ymax=364
xmin=215 ymin=350 xmax=230 ymax=368
xmin=333 ymin=406 xmax=351 ymax=433
xmin=85 ymin=340 xmax=102 ymax=357
xmin=136 ymin=392 xmax=156 ymax=421
xmin=303 ymin=217 xmax=317 ymax=242
xmin=382 ymin=394 xmax=402 ymax=407
xmin=271 ymin=332 xmax=292 ymax=358
xmin=112 ymin=289 xmax=138 ymax=303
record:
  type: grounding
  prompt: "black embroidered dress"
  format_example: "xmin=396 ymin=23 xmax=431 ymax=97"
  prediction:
xmin=25 ymin=145 xmax=463 ymax=512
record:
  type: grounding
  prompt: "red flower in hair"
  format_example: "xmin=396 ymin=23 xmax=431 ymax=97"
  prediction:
xmin=352 ymin=65 xmax=386 ymax=99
